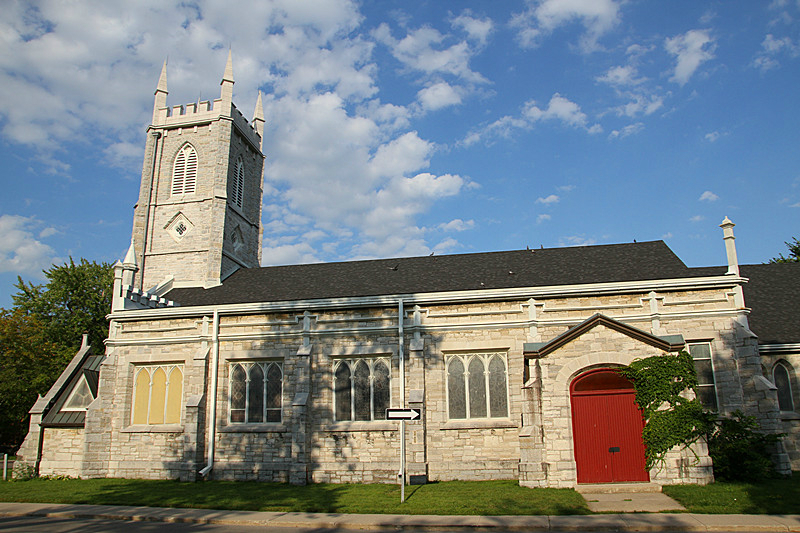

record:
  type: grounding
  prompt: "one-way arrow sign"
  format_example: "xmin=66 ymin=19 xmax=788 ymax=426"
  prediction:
xmin=385 ymin=408 xmax=422 ymax=421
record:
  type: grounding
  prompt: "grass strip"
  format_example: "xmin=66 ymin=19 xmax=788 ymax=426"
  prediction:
xmin=0 ymin=478 xmax=590 ymax=515
xmin=662 ymin=476 xmax=800 ymax=514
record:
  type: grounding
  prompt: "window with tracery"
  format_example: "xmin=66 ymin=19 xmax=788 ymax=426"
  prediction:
xmin=774 ymin=361 xmax=795 ymax=412
xmin=132 ymin=364 xmax=183 ymax=425
xmin=333 ymin=358 xmax=390 ymax=421
xmin=229 ymin=361 xmax=283 ymax=423
xmin=446 ymin=353 xmax=508 ymax=419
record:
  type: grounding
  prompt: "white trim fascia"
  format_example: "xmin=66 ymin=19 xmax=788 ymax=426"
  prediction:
xmin=759 ymin=343 xmax=800 ymax=354
xmin=106 ymin=307 xmax=746 ymax=348
xmin=108 ymin=275 xmax=746 ymax=322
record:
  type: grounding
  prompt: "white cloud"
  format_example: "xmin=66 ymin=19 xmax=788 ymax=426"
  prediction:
xmin=665 ymin=29 xmax=716 ymax=86
xmin=596 ymin=65 xmax=646 ymax=87
xmin=537 ymin=214 xmax=551 ymax=223
xmin=510 ymin=0 xmax=622 ymax=52
xmin=524 ymin=94 xmax=601 ymax=132
xmin=752 ymin=34 xmax=800 ymax=72
xmin=417 ymin=82 xmax=462 ymax=111
xmin=559 ymin=235 xmax=597 ymax=246
xmin=699 ymin=190 xmax=719 ymax=201
xmin=0 ymin=215 xmax=58 ymax=276
xmin=450 ymin=11 xmax=494 ymax=46
xmin=261 ymin=242 xmax=321 ymax=266
xmin=463 ymin=93 xmax=600 ymax=145
xmin=536 ymin=194 xmax=560 ymax=204
xmin=609 ymin=122 xmax=644 ymax=139
xmin=662 ymin=232 xmax=674 ymax=239
xmin=689 ymin=215 xmax=705 ymax=222
xmin=438 ymin=219 xmax=475 ymax=232
xmin=705 ymin=131 xmax=720 ymax=142
xmin=372 ymin=23 xmax=488 ymax=84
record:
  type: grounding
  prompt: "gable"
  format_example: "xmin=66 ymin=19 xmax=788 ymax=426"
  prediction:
xmin=523 ymin=314 xmax=684 ymax=358
xmin=41 ymin=355 xmax=103 ymax=427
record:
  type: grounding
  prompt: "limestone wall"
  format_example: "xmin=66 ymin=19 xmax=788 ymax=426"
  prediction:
xmin=52 ymin=281 xmax=780 ymax=485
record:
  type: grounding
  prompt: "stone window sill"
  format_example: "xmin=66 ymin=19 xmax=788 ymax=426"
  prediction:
xmin=325 ymin=421 xmax=398 ymax=432
xmin=441 ymin=418 xmax=517 ymax=430
xmin=122 ymin=424 xmax=184 ymax=433
xmin=779 ymin=411 xmax=800 ymax=421
xmin=220 ymin=424 xmax=288 ymax=433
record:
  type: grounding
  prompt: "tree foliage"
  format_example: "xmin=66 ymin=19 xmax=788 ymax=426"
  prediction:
xmin=620 ymin=351 xmax=713 ymax=470
xmin=0 ymin=258 xmax=113 ymax=453
xmin=12 ymin=258 xmax=113 ymax=352
xmin=0 ymin=310 xmax=65 ymax=453
xmin=769 ymin=237 xmax=800 ymax=263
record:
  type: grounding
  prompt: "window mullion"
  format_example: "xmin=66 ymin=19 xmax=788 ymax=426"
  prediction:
xmin=464 ymin=356 xmax=471 ymax=419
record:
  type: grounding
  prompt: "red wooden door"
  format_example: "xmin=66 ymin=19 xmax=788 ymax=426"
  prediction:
xmin=571 ymin=369 xmax=649 ymax=484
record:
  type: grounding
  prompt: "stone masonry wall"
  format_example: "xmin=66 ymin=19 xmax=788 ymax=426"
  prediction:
xmin=64 ymin=281 xmax=770 ymax=486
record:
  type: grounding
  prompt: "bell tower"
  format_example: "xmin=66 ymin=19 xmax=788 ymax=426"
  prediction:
xmin=130 ymin=52 xmax=265 ymax=290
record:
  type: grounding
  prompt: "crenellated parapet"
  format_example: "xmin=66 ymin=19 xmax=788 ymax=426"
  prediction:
xmin=150 ymin=50 xmax=265 ymax=151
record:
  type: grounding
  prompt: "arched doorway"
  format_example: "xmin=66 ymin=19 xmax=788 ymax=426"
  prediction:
xmin=570 ymin=368 xmax=649 ymax=484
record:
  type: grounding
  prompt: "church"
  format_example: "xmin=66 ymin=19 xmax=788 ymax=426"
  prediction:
xmin=17 ymin=55 xmax=800 ymax=488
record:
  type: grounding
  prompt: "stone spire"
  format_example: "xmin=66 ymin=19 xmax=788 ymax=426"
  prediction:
xmin=253 ymin=91 xmax=265 ymax=149
xmin=720 ymin=216 xmax=740 ymax=276
xmin=152 ymin=60 xmax=168 ymax=124
xmin=220 ymin=49 xmax=234 ymax=105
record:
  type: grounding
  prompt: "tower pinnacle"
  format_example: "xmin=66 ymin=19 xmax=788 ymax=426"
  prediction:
xmin=220 ymin=50 xmax=234 ymax=105
xmin=152 ymin=60 xmax=168 ymax=124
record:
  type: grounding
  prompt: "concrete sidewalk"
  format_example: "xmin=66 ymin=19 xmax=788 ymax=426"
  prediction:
xmin=2 ymin=502 xmax=800 ymax=531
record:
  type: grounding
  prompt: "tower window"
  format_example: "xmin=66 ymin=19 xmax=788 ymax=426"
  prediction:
xmin=172 ymin=144 xmax=198 ymax=196
xmin=233 ymin=158 xmax=244 ymax=208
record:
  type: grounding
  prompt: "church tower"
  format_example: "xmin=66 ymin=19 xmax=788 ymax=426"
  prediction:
xmin=130 ymin=52 xmax=265 ymax=291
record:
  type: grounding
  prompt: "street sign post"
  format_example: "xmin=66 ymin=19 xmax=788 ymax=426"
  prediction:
xmin=386 ymin=407 xmax=422 ymax=503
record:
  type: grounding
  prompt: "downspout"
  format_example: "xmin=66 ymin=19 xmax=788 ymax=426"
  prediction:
xmin=398 ymin=299 xmax=405 ymax=500
xmin=199 ymin=309 xmax=220 ymax=477
xmin=140 ymin=130 xmax=162 ymax=290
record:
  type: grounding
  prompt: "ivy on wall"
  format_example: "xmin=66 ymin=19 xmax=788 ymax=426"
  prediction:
xmin=620 ymin=350 xmax=712 ymax=469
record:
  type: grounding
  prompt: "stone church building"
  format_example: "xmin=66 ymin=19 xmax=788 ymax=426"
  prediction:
xmin=18 ymin=56 xmax=800 ymax=488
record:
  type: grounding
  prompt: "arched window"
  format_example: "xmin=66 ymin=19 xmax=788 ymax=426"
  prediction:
xmin=232 ymin=157 xmax=244 ymax=208
xmin=172 ymin=144 xmax=198 ymax=196
xmin=446 ymin=353 xmax=509 ymax=420
xmin=228 ymin=361 xmax=283 ymax=424
xmin=333 ymin=358 xmax=391 ymax=421
xmin=774 ymin=362 xmax=795 ymax=412
xmin=131 ymin=364 xmax=183 ymax=425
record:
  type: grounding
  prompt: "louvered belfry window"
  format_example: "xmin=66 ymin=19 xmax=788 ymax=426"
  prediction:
xmin=233 ymin=158 xmax=244 ymax=208
xmin=172 ymin=144 xmax=198 ymax=196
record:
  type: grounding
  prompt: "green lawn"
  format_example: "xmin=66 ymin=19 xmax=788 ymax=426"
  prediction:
xmin=662 ymin=476 xmax=800 ymax=514
xmin=3 ymin=476 xmax=799 ymax=515
xmin=0 ymin=478 xmax=590 ymax=515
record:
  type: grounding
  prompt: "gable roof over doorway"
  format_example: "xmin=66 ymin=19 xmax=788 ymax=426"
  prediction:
xmin=523 ymin=313 xmax=685 ymax=358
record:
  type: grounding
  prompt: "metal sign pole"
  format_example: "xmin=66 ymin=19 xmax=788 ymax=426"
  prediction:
xmin=400 ymin=419 xmax=406 ymax=503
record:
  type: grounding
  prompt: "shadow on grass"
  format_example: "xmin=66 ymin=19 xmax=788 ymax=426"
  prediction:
xmin=0 ymin=478 xmax=592 ymax=515
xmin=662 ymin=474 xmax=800 ymax=514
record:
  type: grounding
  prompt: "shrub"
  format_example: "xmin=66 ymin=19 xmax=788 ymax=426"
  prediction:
xmin=707 ymin=411 xmax=781 ymax=482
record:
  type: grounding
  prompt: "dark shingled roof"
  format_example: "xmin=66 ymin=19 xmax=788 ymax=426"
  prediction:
xmin=167 ymin=240 xmax=716 ymax=307
xmin=740 ymin=262 xmax=800 ymax=345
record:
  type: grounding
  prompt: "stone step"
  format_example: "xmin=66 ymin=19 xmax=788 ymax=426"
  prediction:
xmin=574 ymin=482 xmax=662 ymax=494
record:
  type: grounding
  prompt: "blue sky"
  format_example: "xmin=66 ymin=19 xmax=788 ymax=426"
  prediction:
xmin=1 ymin=0 xmax=799 ymax=308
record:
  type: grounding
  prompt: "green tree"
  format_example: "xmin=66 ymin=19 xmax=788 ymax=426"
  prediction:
xmin=12 ymin=258 xmax=114 ymax=353
xmin=1 ymin=258 xmax=113 ymax=452
xmin=0 ymin=310 xmax=65 ymax=452
xmin=769 ymin=237 xmax=800 ymax=263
